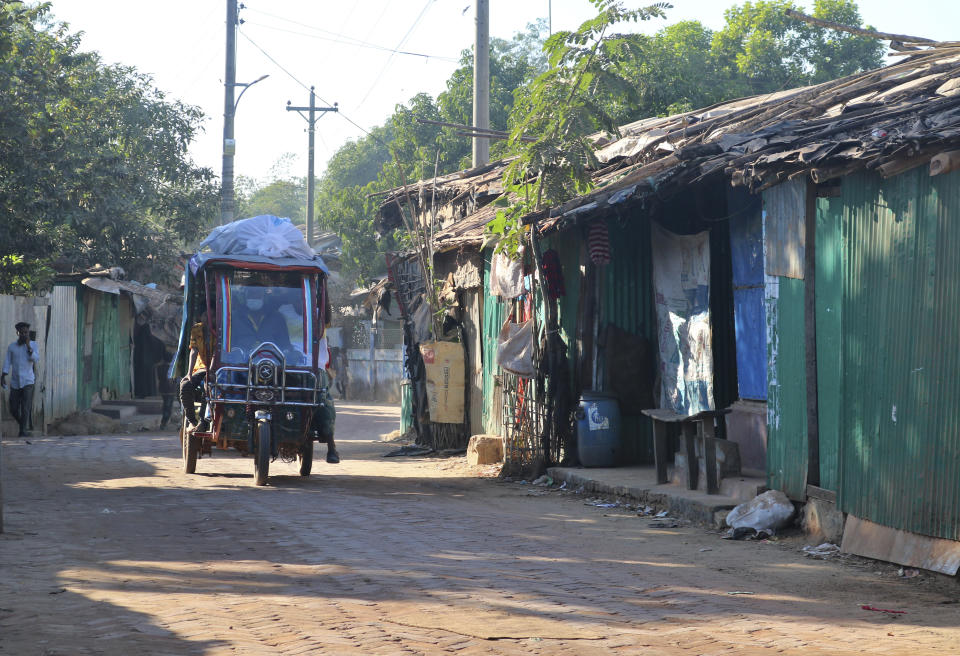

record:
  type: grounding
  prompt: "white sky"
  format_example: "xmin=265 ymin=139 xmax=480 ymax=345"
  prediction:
xmin=49 ymin=1 xmax=960 ymax=183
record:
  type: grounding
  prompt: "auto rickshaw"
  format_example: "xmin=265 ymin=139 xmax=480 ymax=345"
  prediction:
xmin=172 ymin=223 xmax=335 ymax=486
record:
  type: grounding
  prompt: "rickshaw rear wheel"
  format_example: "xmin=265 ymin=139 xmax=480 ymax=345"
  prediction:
xmin=299 ymin=440 xmax=313 ymax=476
xmin=181 ymin=416 xmax=198 ymax=474
xmin=254 ymin=422 xmax=271 ymax=486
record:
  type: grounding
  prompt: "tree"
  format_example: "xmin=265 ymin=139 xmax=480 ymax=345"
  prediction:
xmin=488 ymin=1 xmax=671 ymax=255
xmin=0 ymin=3 xmax=218 ymax=292
xmin=310 ymin=21 xmax=550 ymax=288
xmin=712 ymin=0 xmax=883 ymax=95
xmin=236 ymin=177 xmax=306 ymax=226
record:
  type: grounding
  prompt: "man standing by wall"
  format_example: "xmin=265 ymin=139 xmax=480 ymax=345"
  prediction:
xmin=1 ymin=322 xmax=39 ymax=438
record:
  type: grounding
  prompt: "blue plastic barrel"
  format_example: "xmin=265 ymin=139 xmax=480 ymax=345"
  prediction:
xmin=576 ymin=392 xmax=621 ymax=467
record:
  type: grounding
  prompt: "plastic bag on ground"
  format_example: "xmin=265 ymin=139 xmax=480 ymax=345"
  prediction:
xmin=726 ymin=489 xmax=795 ymax=531
xmin=199 ymin=215 xmax=315 ymax=260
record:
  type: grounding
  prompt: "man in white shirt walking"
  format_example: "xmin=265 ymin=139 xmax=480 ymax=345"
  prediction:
xmin=1 ymin=321 xmax=39 ymax=437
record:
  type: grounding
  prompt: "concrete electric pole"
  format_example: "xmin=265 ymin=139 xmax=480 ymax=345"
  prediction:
xmin=287 ymin=87 xmax=337 ymax=246
xmin=221 ymin=0 xmax=238 ymax=224
xmin=472 ymin=0 xmax=490 ymax=167
xmin=220 ymin=1 xmax=268 ymax=225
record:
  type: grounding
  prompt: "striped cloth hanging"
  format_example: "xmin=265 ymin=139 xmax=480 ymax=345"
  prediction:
xmin=588 ymin=219 xmax=611 ymax=266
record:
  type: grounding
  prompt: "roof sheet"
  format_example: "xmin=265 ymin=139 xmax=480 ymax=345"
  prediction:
xmin=379 ymin=45 xmax=960 ymax=249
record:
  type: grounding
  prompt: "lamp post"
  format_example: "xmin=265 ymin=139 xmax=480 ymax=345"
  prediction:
xmin=221 ymin=73 xmax=269 ymax=225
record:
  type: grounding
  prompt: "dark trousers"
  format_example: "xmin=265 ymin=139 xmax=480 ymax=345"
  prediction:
xmin=179 ymin=370 xmax=206 ymax=425
xmin=160 ymin=393 xmax=175 ymax=427
xmin=9 ymin=384 xmax=34 ymax=436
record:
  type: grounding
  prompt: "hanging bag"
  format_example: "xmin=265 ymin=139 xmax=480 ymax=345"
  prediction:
xmin=496 ymin=318 xmax=535 ymax=378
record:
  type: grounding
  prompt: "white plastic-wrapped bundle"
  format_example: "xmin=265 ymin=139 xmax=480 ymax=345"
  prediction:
xmin=199 ymin=215 xmax=314 ymax=259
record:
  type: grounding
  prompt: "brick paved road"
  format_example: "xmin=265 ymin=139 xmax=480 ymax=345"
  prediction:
xmin=1 ymin=402 xmax=958 ymax=655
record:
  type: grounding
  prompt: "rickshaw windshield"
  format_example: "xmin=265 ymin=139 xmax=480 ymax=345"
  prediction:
xmin=218 ymin=270 xmax=314 ymax=367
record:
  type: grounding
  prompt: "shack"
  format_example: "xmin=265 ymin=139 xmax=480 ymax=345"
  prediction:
xmin=377 ymin=43 xmax=960 ymax=569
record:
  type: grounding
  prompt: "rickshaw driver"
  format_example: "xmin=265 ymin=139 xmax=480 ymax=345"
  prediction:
xmin=179 ymin=311 xmax=210 ymax=433
xmin=232 ymin=286 xmax=295 ymax=356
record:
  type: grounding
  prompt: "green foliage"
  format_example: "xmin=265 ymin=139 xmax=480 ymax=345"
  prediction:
xmin=0 ymin=3 xmax=218 ymax=292
xmin=711 ymin=0 xmax=883 ymax=94
xmin=236 ymin=177 xmax=306 ymax=226
xmin=488 ymin=1 xmax=670 ymax=256
xmin=312 ymin=21 xmax=549 ymax=287
xmin=486 ymin=0 xmax=883 ymax=253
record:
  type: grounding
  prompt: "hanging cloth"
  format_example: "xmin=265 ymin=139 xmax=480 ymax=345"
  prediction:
xmin=490 ymin=250 xmax=525 ymax=298
xmin=540 ymin=248 xmax=566 ymax=299
xmin=588 ymin=219 xmax=611 ymax=266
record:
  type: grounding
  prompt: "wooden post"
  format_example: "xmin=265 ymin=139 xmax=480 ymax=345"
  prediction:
xmin=653 ymin=420 xmax=669 ymax=484
xmin=701 ymin=417 xmax=719 ymax=495
xmin=681 ymin=421 xmax=698 ymax=490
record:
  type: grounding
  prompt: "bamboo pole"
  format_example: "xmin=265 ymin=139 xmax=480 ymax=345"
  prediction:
xmin=784 ymin=8 xmax=934 ymax=44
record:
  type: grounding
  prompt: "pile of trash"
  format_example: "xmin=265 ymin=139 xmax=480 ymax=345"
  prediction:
xmin=723 ymin=489 xmax=796 ymax=540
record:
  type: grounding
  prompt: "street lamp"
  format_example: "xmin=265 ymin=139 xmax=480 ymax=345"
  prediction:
xmin=221 ymin=73 xmax=269 ymax=225
xmin=234 ymin=74 xmax=269 ymax=110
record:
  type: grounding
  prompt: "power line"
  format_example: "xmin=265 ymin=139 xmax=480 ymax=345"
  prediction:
xmin=356 ymin=0 xmax=437 ymax=110
xmin=239 ymin=30 xmax=311 ymax=93
xmin=242 ymin=20 xmax=458 ymax=62
xmin=238 ymin=29 xmax=390 ymax=152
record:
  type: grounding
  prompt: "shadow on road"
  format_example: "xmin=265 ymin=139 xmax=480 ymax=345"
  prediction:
xmin=3 ymin=402 xmax=959 ymax=653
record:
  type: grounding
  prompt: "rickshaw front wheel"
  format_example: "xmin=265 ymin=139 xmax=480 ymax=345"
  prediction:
xmin=181 ymin=417 xmax=198 ymax=474
xmin=299 ymin=440 xmax=313 ymax=477
xmin=254 ymin=421 xmax=271 ymax=486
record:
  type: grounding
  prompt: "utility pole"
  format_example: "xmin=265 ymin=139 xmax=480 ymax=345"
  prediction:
xmin=221 ymin=0 xmax=238 ymax=224
xmin=472 ymin=0 xmax=490 ymax=167
xmin=287 ymin=87 xmax=337 ymax=246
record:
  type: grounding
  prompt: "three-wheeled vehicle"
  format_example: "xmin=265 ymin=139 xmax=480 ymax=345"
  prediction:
xmin=172 ymin=229 xmax=335 ymax=486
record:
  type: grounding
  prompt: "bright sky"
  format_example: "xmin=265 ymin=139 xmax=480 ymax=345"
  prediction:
xmin=49 ymin=1 xmax=960 ymax=183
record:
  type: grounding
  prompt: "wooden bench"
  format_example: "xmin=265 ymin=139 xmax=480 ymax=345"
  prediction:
xmin=641 ymin=408 xmax=732 ymax=494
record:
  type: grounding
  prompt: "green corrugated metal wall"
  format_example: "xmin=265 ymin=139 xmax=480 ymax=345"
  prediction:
xmin=76 ymin=289 xmax=131 ymax=408
xmin=765 ymin=275 xmax=808 ymax=499
xmin=481 ymin=250 xmax=507 ymax=435
xmin=835 ymin=168 xmax=960 ymax=540
xmin=543 ymin=233 xmax=580 ymax=391
xmin=816 ymin=195 xmax=843 ymax=492
xmin=600 ymin=218 xmax=656 ymax=463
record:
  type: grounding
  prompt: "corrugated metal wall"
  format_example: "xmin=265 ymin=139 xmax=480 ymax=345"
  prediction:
xmin=836 ymin=168 xmax=960 ymax=540
xmin=46 ymin=284 xmax=78 ymax=422
xmin=729 ymin=189 xmax=767 ymax=400
xmin=481 ymin=250 xmax=506 ymax=435
xmin=600 ymin=218 xmax=657 ymax=462
xmin=763 ymin=181 xmax=811 ymax=499
xmin=76 ymin=290 xmax=132 ymax=407
xmin=815 ymin=195 xmax=843 ymax=492
xmin=764 ymin=274 xmax=807 ymax=498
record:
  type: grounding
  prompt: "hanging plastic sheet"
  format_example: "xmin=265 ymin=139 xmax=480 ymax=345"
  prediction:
xmin=651 ymin=222 xmax=714 ymax=415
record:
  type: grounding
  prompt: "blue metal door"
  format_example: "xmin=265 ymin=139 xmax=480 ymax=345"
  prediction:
xmin=728 ymin=191 xmax=767 ymax=400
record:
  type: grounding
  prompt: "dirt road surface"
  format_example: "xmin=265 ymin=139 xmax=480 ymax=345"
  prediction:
xmin=1 ymin=402 xmax=958 ymax=655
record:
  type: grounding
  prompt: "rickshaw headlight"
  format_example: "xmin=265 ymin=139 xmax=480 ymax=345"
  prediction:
xmin=285 ymin=411 xmax=295 ymax=421
xmin=257 ymin=361 xmax=276 ymax=382
xmin=254 ymin=389 xmax=275 ymax=402
xmin=227 ymin=408 xmax=236 ymax=418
